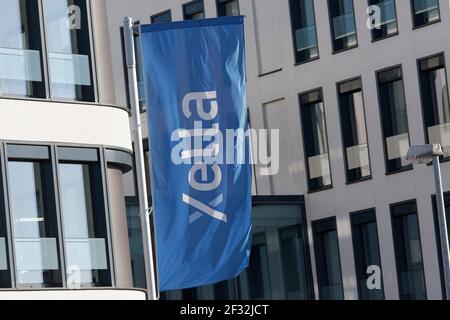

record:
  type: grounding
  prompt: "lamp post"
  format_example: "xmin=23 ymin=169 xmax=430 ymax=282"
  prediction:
xmin=406 ymin=144 xmax=450 ymax=299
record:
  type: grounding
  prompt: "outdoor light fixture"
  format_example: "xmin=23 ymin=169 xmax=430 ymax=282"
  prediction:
xmin=406 ymin=144 xmax=450 ymax=300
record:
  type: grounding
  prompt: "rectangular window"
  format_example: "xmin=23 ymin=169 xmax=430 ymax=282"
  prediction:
xmin=217 ymin=0 xmax=240 ymax=17
xmin=58 ymin=150 xmax=111 ymax=287
xmin=246 ymin=233 xmax=271 ymax=300
xmin=432 ymin=193 xmax=450 ymax=299
xmin=418 ymin=54 xmax=450 ymax=152
xmin=289 ymin=0 xmax=319 ymax=64
xmin=313 ymin=218 xmax=344 ymax=300
xmin=368 ymin=0 xmax=398 ymax=40
xmin=338 ymin=78 xmax=371 ymax=183
xmin=151 ymin=10 xmax=172 ymax=23
xmin=411 ymin=0 xmax=440 ymax=28
xmin=391 ymin=201 xmax=427 ymax=300
xmin=327 ymin=0 xmax=357 ymax=52
xmin=43 ymin=0 xmax=95 ymax=102
xmin=0 ymin=167 xmax=11 ymax=288
xmin=7 ymin=146 xmax=62 ymax=287
xmin=183 ymin=0 xmax=205 ymax=20
xmin=120 ymin=22 xmax=146 ymax=111
xmin=377 ymin=66 xmax=411 ymax=174
xmin=351 ymin=209 xmax=384 ymax=300
xmin=279 ymin=226 xmax=312 ymax=299
xmin=300 ymin=89 xmax=332 ymax=192
xmin=0 ymin=0 xmax=46 ymax=98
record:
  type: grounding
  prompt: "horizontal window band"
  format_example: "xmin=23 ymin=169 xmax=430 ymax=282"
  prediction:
xmin=7 ymin=145 xmax=50 ymax=160
xmin=57 ymin=147 xmax=98 ymax=163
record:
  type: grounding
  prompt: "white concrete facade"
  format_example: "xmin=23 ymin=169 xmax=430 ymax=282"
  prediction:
xmin=105 ymin=0 xmax=450 ymax=300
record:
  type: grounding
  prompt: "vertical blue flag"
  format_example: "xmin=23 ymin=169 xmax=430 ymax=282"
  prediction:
xmin=140 ymin=17 xmax=252 ymax=291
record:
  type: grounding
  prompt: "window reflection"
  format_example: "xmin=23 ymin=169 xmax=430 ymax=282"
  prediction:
xmin=369 ymin=0 xmax=398 ymax=40
xmin=418 ymin=54 xmax=450 ymax=153
xmin=328 ymin=0 xmax=357 ymax=52
xmin=313 ymin=218 xmax=344 ymax=300
xmin=217 ymin=0 xmax=240 ymax=17
xmin=58 ymin=162 xmax=111 ymax=286
xmin=391 ymin=201 xmax=427 ymax=300
xmin=8 ymin=160 xmax=62 ymax=287
xmin=43 ymin=0 xmax=95 ymax=102
xmin=338 ymin=79 xmax=371 ymax=182
xmin=183 ymin=0 xmax=205 ymax=20
xmin=300 ymin=90 xmax=332 ymax=191
xmin=411 ymin=0 xmax=440 ymax=28
xmin=0 ymin=169 xmax=11 ymax=288
xmin=377 ymin=66 xmax=411 ymax=173
xmin=0 ymin=0 xmax=45 ymax=98
xmin=289 ymin=0 xmax=319 ymax=64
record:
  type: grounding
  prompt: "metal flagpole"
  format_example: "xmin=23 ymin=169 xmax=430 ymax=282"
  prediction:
xmin=123 ymin=16 xmax=158 ymax=301
xmin=433 ymin=155 xmax=450 ymax=299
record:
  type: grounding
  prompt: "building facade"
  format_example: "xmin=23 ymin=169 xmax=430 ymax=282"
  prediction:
xmin=105 ymin=0 xmax=450 ymax=300
xmin=2 ymin=0 xmax=449 ymax=300
xmin=0 ymin=0 xmax=145 ymax=299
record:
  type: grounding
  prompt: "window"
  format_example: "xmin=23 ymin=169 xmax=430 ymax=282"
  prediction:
xmin=300 ymin=89 xmax=332 ymax=192
xmin=183 ymin=0 xmax=205 ymax=20
xmin=418 ymin=54 xmax=450 ymax=152
xmin=327 ymin=0 xmax=357 ymax=52
xmin=7 ymin=146 xmax=62 ymax=287
xmin=368 ymin=0 xmax=398 ymax=41
xmin=391 ymin=201 xmax=427 ymax=300
xmin=120 ymin=22 xmax=146 ymax=111
xmin=217 ymin=0 xmax=240 ymax=17
xmin=0 ymin=0 xmax=46 ymax=98
xmin=246 ymin=233 xmax=271 ymax=300
xmin=43 ymin=0 xmax=95 ymax=102
xmin=338 ymin=78 xmax=371 ymax=183
xmin=411 ymin=0 xmax=440 ymax=28
xmin=151 ymin=10 xmax=172 ymax=23
xmin=0 ymin=168 xmax=11 ymax=288
xmin=313 ymin=218 xmax=344 ymax=300
xmin=58 ymin=148 xmax=111 ymax=287
xmin=125 ymin=198 xmax=146 ymax=289
xmin=431 ymin=192 xmax=450 ymax=299
xmin=351 ymin=209 xmax=384 ymax=300
xmin=279 ymin=226 xmax=311 ymax=299
xmin=376 ymin=66 xmax=411 ymax=174
xmin=289 ymin=0 xmax=319 ymax=64
xmin=160 ymin=197 xmax=313 ymax=300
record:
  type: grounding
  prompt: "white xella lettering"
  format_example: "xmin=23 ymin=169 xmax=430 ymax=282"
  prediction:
xmin=179 ymin=91 xmax=226 ymax=224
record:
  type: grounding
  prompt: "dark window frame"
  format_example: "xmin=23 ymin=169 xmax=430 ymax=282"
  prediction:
xmin=0 ymin=142 xmax=116 ymax=291
xmin=288 ymin=0 xmax=320 ymax=66
xmin=336 ymin=76 xmax=373 ymax=184
xmin=368 ymin=0 xmax=399 ymax=42
xmin=253 ymin=195 xmax=314 ymax=300
xmin=56 ymin=146 xmax=114 ymax=288
xmin=350 ymin=208 xmax=385 ymax=300
xmin=390 ymin=199 xmax=427 ymax=300
xmin=312 ymin=216 xmax=344 ymax=300
xmin=0 ymin=0 xmax=99 ymax=104
xmin=431 ymin=192 xmax=450 ymax=299
xmin=4 ymin=145 xmax=64 ymax=289
xmin=416 ymin=52 xmax=450 ymax=161
xmin=375 ymin=64 xmax=413 ymax=175
xmin=183 ymin=0 xmax=205 ymax=20
xmin=326 ymin=0 xmax=359 ymax=54
xmin=298 ymin=88 xmax=333 ymax=193
xmin=216 ymin=0 xmax=240 ymax=17
xmin=410 ymin=0 xmax=441 ymax=30
xmin=151 ymin=9 xmax=172 ymax=23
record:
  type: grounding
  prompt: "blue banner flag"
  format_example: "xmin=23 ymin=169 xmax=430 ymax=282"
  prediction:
xmin=140 ymin=17 xmax=252 ymax=291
